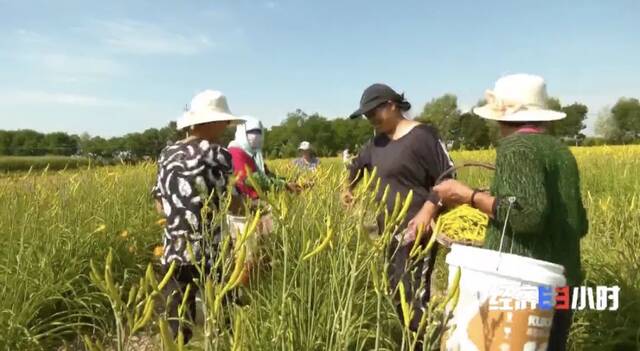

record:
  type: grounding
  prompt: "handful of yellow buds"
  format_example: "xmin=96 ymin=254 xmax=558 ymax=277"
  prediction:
xmin=434 ymin=204 xmax=489 ymax=247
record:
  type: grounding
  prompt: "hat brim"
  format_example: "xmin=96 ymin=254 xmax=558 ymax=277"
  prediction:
xmin=349 ymin=98 xmax=388 ymax=119
xmin=177 ymin=111 xmax=245 ymax=129
xmin=472 ymin=106 xmax=566 ymax=122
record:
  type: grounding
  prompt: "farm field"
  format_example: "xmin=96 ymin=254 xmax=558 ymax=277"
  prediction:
xmin=0 ymin=156 xmax=94 ymax=173
xmin=1 ymin=146 xmax=639 ymax=351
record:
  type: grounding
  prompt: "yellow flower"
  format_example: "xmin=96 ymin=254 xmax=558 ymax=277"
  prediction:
xmin=120 ymin=230 xmax=129 ymax=238
xmin=156 ymin=218 xmax=167 ymax=226
xmin=153 ymin=245 xmax=164 ymax=257
xmin=91 ymin=224 xmax=107 ymax=234
xmin=128 ymin=245 xmax=136 ymax=253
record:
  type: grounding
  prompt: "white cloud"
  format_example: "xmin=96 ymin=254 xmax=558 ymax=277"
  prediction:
xmin=40 ymin=53 xmax=126 ymax=78
xmin=13 ymin=29 xmax=49 ymax=45
xmin=3 ymin=29 xmax=126 ymax=81
xmin=93 ymin=20 xmax=215 ymax=55
xmin=0 ymin=90 xmax=131 ymax=107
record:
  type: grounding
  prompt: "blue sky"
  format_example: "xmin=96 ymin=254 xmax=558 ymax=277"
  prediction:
xmin=0 ymin=0 xmax=638 ymax=137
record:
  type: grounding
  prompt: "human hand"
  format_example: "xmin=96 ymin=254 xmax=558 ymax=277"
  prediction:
xmin=432 ymin=179 xmax=474 ymax=207
xmin=406 ymin=207 xmax=434 ymax=242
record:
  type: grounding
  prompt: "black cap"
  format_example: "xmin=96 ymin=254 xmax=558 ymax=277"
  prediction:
xmin=349 ymin=83 xmax=411 ymax=119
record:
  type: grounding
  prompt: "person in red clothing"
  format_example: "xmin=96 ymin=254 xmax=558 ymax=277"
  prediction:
xmin=228 ymin=116 xmax=297 ymax=200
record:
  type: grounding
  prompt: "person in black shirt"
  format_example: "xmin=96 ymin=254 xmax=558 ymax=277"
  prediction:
xmin=344 ymin=83 xmax=454 ymax=333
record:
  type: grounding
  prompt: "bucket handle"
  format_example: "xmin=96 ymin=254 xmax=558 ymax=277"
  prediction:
xmin=434 ymin=162 xmax=496 ymax=185
xmin=496 ymin=196 xmax=517 ymax=270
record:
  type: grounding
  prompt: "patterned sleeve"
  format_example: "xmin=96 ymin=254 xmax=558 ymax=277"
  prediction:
xmin=201 ymin=141 xmax=233 ymax=174
xmin=193 ymin=140 xmax=232 ymax=200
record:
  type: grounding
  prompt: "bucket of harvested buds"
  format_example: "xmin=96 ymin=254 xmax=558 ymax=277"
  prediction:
xmin=433 ymin=204 xmax=488 ymax=247
xmin=432 ymin=162 xmax=495 ymax=248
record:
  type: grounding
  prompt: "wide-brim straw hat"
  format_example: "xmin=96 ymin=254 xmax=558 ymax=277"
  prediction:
xmin=177 ymin=90 xmax=245 ymax=129
xmin=473 ymin=74 xmax=566 ymax=122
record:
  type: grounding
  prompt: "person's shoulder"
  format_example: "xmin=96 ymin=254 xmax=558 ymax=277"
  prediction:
xmin=227 ymin=146 xmax=250 ymax=159
xmin=498 ymin=133 xmax=553 ymax=160
xmin=412 ymin=123 xmax=441 ymax=139
xmin=193 ymin=139 xmax=232 ymax=166
xmin=189 ymin=138 xmax=227 ymax=155
xmin=157 ymin=141 xmax=183 ymax=161
xmin=502 ymin=132 xmax=561 ymax=147
xmin=190 ymin=138 xmax=215 ymax=152
xmin=535 ymin=134 xmax=575 ymax=159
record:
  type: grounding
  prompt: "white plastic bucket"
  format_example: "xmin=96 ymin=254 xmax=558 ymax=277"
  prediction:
xmin=226 ymin=213 xmax=274 ymax=261
xmin=442 ymin=244 xmax=566 ymax=351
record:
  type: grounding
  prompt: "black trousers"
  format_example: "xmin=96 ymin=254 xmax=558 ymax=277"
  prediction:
xmin=547 ymin=309 xmax=573 ymax=351
xmin=387 ymin=237 xmax=439 ymax=332
xmin=160 ymin=264 xmax=203 ymax=343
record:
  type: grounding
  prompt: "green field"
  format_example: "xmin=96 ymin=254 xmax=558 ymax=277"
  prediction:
xmin=0 ymin=156 xmax=94 ymax=173
xmin=1 ymin=146 xmax=639 ymax=350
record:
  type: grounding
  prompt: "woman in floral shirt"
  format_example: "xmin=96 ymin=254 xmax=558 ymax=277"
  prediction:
xmin=152 ymin=90 xmax=244 ymax=343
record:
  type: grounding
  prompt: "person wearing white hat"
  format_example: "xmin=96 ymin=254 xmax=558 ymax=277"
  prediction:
xmin=151 ymin=90 xmax=244 ymax=343
xmin=342 ymin=148 xmax=352 ymax=166
xmin=292 ymin=141 xmax=320 ymax=171
xmin=433 ymin=74 xmax=588 ymax=351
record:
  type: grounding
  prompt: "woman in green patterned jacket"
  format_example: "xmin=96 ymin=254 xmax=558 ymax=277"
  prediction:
xmin=433 ymin=74 xmax=588 ymax=351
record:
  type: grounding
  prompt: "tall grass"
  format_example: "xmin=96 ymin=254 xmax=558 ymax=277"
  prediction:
xmin=0 ymin=164 xmax=160 ymax=350
xmin=1 ymin=146 xmax=639 ymax=350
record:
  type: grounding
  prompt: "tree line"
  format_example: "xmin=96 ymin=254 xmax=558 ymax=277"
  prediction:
xmin=2 ymin=95 xmax=639 ymax=159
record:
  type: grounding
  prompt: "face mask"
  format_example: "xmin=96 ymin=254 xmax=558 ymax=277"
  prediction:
xmin=246 ymin=132 xmax=263 ymax=150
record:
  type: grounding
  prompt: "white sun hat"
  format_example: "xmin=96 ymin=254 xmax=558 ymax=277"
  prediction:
xmin=473 ymin=74 xmax=566 ymax=122
xmin=298 ymin=141 xmax=312 ymax=150
xmin=177 ymin=90 xmax=245 ymax=129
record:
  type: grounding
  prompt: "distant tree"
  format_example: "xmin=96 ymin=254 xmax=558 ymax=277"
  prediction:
xmin=142 ymin=128 xmax=163 ymax=156
xmin=457 ymin=112 xmax=491 ymax=149
xmin=594 ymin=107 xmax=622 ymax=143
xmin=10 ymin=130 xmax=45 ymax=156
xmin=546 ymin=97 xmax=562 ymax=112
xmin=559 ymin=103 xmax=588 ymax=137
xmin=416 ymin=94 xmax=460 ymax=143
xmin=77 ymin=132 xmax=92 ymax=154
xmin=0 ymin=130 xmax=12 ymax=155
xmin=158 ymin=121 xmax=180 ymax=147
xmin=333 ymin=117 xmax=373 ymax=153
xmin=261 ymin=109 xmax=373 ymax=158
xmin=264 ymin=110 xmax=307 ymax=158
xmin=546 ymin=99 xmax=588 ymax=138
xmin=84 ymin=136 xmax=109 ymax=157
xmin=611 ymin=98 xmax=640 ymax=139
xmin=41 ymin=132 xmax=78 ymax=155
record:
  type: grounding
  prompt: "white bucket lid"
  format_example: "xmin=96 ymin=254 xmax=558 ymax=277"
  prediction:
xmin=446 ymin=244 xmax=566 ymax=287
